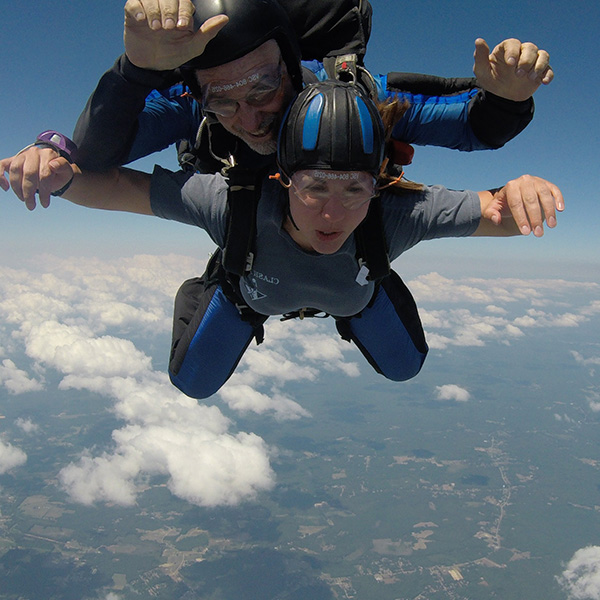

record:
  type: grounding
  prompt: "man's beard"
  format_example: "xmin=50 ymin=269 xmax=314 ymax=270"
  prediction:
xmin=233 ymin=113 xmax=280 ymax=155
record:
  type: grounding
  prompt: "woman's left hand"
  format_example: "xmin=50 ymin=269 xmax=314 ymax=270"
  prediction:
xmin=479 ymin=175 xmax=564 ymax=237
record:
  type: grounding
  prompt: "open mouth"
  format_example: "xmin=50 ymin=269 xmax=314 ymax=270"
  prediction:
xmin=247 ymin=127 xmax=272 ymax=139
xmin=316 ymin=230 xmax=342 ymax=242
xmin=245 ymin=116 xmax=278 ymax=140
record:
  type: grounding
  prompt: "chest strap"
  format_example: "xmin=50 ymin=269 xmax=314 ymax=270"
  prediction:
xmin=222 ymin=165 xmax=262 ymax=277
xmin=354 ymin=198 xmax=391 ymax=282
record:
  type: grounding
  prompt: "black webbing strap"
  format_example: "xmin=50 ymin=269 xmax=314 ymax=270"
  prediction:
xmin=354 ymin=198 xmax=390 ymax=282
xmin=222 ymin=166 xmax=261 ymax=277
xmin=280 ymin=308 xmax=330 ymax=322
xmin=386 ymin=72 xmax=477 ymax=96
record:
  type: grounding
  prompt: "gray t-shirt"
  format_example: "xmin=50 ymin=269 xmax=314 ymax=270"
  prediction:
xmin=150 ymin=166 xmax=480 ymax=317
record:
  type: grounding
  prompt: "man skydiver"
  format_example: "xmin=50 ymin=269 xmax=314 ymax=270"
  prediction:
xmin=2 ymin=0 xmax=553 ymax=209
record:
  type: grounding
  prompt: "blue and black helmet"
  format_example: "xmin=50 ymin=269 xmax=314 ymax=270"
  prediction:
xmin=277 ymin=80 xmax=385 ymax=177
xmin=183 ymin=0 xmax=303 ymax=92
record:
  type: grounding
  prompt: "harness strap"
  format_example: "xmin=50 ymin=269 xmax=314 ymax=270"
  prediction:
xmin=354 ymin=198 xmax=391 ymax=282
xmin=280 ymin=308 xmax=330 ymax=322
xmin=222 ymin=165 xmax=261 ymax=277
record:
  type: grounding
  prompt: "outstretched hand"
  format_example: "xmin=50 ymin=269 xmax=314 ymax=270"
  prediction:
xmin=124 ymin=0 xmax=229 ymax=70
xmin=0 ymin=148 xmax=73 ymax=211
xmin=478 ymin=175 xmax=564 ymax=237
xmin=474 ymin=38 xmax=553 ymax=102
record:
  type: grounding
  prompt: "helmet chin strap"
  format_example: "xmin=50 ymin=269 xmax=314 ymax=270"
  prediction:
xmin=270 ymin=171 xmax=300 ymax=231
xmin=286 ymin=204 xmax=301 ymax=231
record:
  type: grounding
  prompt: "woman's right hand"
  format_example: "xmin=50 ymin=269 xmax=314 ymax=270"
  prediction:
xmin=0 ymin=146 xmax=74 ymax=210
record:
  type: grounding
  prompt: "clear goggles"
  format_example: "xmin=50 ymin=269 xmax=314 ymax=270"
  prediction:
xmin=290 ymin=170 xmax=377 ymax=211
xmin=200 ymin=61 xmax=283 ymax=118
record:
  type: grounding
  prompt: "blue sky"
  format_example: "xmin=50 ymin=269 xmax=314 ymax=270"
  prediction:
xmin=0 ymin=0 xmax=598 ymax=279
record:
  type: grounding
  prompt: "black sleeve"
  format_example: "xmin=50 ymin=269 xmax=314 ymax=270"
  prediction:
xmin=72 ymin=54 xmax=180 ymax=171
xmin=468 ymin=90 xmax=534 ymax=149
xmin=386 ymin=72 xmax=535 ymax=149
xmin=386 ymin=72 xmax=477 ymax=96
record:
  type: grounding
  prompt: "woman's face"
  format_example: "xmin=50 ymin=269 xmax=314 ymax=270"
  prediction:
xmin=284 ymin=170 xmax=375 ymax=254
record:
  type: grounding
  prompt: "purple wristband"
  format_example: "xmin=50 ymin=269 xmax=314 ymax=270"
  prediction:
xmin=35 ymin=131 xmax=77 ymax=162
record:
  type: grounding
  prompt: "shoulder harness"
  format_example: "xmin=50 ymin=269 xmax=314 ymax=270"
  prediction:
xmin=221 ymin=162 xmax=391 ymax=286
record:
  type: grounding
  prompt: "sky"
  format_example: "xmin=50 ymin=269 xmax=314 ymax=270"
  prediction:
xmin=0 ymin=0 xmax=599 ymax=276
xmin=0 ymin=2 xmax=599 ymax=597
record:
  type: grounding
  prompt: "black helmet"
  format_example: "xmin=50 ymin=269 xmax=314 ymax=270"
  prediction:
xmin=277 ymin=80 xmax=385 ymax=176
xmin=183 ymin=0 xmax=302 ymax=92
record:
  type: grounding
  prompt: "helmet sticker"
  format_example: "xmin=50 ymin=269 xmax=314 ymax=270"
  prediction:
xmin=301 ymin=93 xmax=324 ymax=151
xmin=355 ymin=95 xmax=374 ymax=154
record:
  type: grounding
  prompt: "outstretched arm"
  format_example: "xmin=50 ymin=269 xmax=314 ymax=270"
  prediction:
xmin=473 ymin=38 xmax=553 ymax=102
xmin=1 ymin=146 xmax=153 ymax=215
xmin=73 ymin=0 xmax=227 ymax=171
xmin=474 ymin=175 xmax=564 ymax=237
xmin=468 ymin=38 xmax=552 ymax=148
xmin=387 ymin=38 xmax=553 ymax=152
xmin=123 ymin=0 xmax=228 ymax=70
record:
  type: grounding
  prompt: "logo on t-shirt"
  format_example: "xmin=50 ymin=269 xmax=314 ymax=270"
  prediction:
xmin=243 ymin=270 xmax=279 ymax=302
xmin=244 ymin=276 xmax=266 ymax=301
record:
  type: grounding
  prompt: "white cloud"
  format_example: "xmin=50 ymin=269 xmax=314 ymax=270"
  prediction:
xmin=219 ymin=384 xmax=311 ymax=421
xmin=402 ymin=275 xmax=599 ymax=352
xmin=409 ymin=272 xmax=499 ymax=304
xmin=237 ymin=346 xmax=318 ymax=384
xmin=582 ymin=389 xmax=600 ymax=413
xmin=214 ymin=319 xmax=361 ymax=419
xmin=557 ymin=546 xmax=600 ymax=599
xmin=554 ymin=413 xmax=574 ymax=423
xmin=571 ymin=351 xmax=600 ymax=368
xmin=513 ymin=309 xmax=588 ymax=329
xmin=263 ymin=319 xmax=361 ymax=377
xmin=15 ymin=417 xmax=39 ymax=434
xmin=485 ymin=304 xmax=508 ymax=315
xmin=504 ymin=323 xmax=524 ymax=337
xmin=435 ymin=384 xmax=471 ymax=402
xmin=57 ymin=371 xmax=276 ymax=507
xmin=24 ymin=320 xmax=152 ymax=378
xmin=0 ymin=439 xmax=27 ymax=473
xmin=59 ymin=422 xmax=275 ymax=508
xmin=408 ymin=274 xmax=599 ymax=308
xmin=0 ymin=358 xmax=43 ymax=394
xmin=294 ymin=330 xmax=361 ymax=376
xmin=580 ymin=300 xmax=600 ymax=317
xmin=419 ymin=307 xmax=522 ymax=349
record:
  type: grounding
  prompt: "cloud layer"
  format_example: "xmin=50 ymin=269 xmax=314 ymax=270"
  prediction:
xmin=0 ymin=256 xmax=598 ymax=507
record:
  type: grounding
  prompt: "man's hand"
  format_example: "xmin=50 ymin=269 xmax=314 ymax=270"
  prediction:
xmin=474 ymin=38 xmax=553 ymax=102
xmin=0 ymin=147 xmax=71 ymax=210
xmin=478 ymin=175 xmax=564 ymax=237
xmin=124 ymin=0 xmax=228 ymax=70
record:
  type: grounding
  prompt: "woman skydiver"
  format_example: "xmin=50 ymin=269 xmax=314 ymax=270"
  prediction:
xmin=0 ymin=80 xmax=564 ymax=399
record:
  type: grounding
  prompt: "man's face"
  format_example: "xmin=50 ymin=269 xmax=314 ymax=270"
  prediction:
xmin=195 ymin=40 xmax=295 ymax=155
